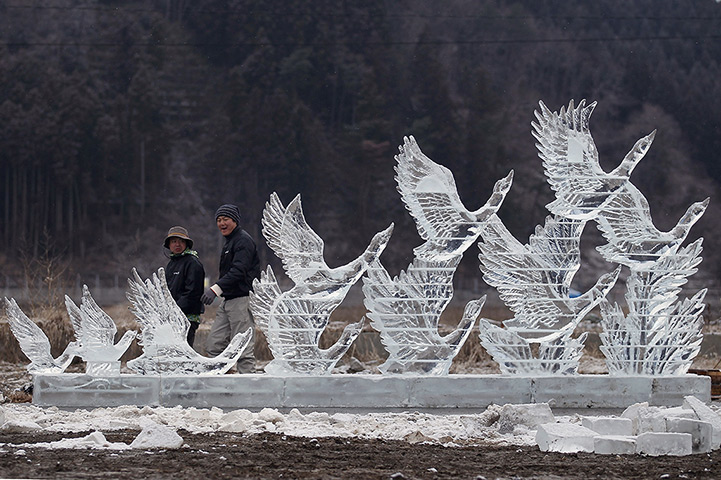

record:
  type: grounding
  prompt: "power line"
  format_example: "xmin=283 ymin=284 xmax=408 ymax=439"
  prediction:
xmin=5 ymin=34 xmax=721 ymax=49
xmin=3 ymin=3 xmax=721 ymax=21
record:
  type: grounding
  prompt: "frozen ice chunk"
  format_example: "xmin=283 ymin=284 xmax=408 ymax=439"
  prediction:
xmin=593 ymin=435 xmax=636 ymax=455
xmin=659 ymin=406 xmax=697 ymax=420
xmin=621 ymin=403 xmax=665 ymax=434
xmin=636 ymin=432 xmax=692 ymax=456
xmin=130 ymin=422 xmax=184 ymax=449
xmin=581 ymin=416 xmax=633 ymax=436
xmin=497 ymin=403 xmax=555 ymax=434
xmin=683 ymin=396 xmax=721 ymax=449
xmin=536 ymin=423 xmax=596 ymax=453
xmin=665 ymin=417 xmax=714 ymax=453
xmin=252 ymin=192 xmax=393 ymax=375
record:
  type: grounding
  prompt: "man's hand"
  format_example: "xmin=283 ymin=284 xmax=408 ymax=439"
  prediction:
xmin=201 ymin=288 xmax=217 ymax=305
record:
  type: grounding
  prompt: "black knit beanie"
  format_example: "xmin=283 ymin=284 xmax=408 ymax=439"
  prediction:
xmin=215 ymin=204 xmax=241 ymax=225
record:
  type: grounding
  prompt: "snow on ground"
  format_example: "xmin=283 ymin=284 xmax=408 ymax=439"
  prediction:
xmin=1 ymin=400 xmax=720 ymax=454
xmin=0 ymin=403 xmax=537 ymax=449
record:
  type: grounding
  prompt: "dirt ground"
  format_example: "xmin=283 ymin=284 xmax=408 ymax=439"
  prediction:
xmin=0 ymin=429 xmax=719 ymax=480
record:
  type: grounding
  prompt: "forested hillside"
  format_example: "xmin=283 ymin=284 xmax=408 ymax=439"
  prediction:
xmin=1 ymin=0 xmax=720 ymax=303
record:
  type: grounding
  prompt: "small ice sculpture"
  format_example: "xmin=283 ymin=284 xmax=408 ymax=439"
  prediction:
xmin=4 ymin=297 xmax=78 ymax=374
xmin=395 ymin=135 xmax=514 ymax=260
xmin=125 ymin=268 xmax=251 ymax=375
xmin=64 ymin=285 xmax=137 ymax=376
xmin=362 ymin=256 xmax=485 ymax=375
xmin=250 ymin=192 xmax=393 ymax=375
xmin=536 ymin=99 xmax=710 ymax=375
xmin=477 ymin=215 xmax=620 ymax=374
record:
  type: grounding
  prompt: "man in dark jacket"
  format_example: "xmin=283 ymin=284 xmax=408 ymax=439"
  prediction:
xmin=201 ymin=204 xmax=261 ymax=373
xmin=164 ymin=226 xmax=206 ymax=347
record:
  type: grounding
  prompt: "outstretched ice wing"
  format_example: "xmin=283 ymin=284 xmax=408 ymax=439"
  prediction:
xmin=395 ymin=135 xmax=475 ymax=243
xmin=65 ymin=285 xmax=117 ymax=346
xmin=595 ymin=185 xmax=709 ymax=263
xmin=479 ymin=215 xmax=570 ymax=323
xmin=126 ymin=268 xmax=189 ymax=346
xmin=533 ymin=100 xmax=604 ymax=195
xmin=363 ymin=256 xmax=459 ymax=351
xmin=262 ymin=192 xmax=328 ymax=284
xmin=533 ymin=99 xmax=658 ymax=221
xmin=4 ymin=297 xmax=53 ymax=364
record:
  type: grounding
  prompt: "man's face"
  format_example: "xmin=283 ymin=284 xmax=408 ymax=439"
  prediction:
xmin=217 ymin=215 xmax=237 ymax=236
xmin=169 ymin=237 xmax=187 ymax=254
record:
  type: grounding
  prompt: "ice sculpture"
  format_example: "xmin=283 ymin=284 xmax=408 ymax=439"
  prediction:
xmin=536 ymin=99 xmax=709 ymax=375
xmin=477 ymin=214 xmax=620 ymax=374
xmin=126 ymin=268 xmax=251 ymax=375
xmin=363 ymin=256 xmax=485 ymax=375
xmin=360 ymin=136 xmax=506 ymax=374
xmin=64 ymin=285 xmax=137 ymax=376
xmin=4 ymin=297 xmax=78 ymax=374
xmin=533 ymin=99 xmax=656 ymax=221
xmin=395 ymin=135 xmax=514 ymax=260
xmin=599 ymin=241 xmax=707 ymax=375
xmin=250 ymin=192 xmax=393 ymax=375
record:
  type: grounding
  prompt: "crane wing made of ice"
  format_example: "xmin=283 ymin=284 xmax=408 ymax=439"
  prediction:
xmin=394 ymin=135 xmax=513 ymax=259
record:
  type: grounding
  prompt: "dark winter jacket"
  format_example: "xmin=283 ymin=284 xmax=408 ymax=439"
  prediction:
xmin=165 ymin=250 xmax=205 ymax=315
xmin=216 ymin=227 xmax=261 ymax=300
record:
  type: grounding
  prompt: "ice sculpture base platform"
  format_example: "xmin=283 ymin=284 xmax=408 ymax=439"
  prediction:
xmin=32 ymin=374 xmax=711 ymax=410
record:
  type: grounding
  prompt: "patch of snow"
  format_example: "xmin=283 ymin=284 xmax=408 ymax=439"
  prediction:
xmin=129 ymin=422 xmax=184 ymax=449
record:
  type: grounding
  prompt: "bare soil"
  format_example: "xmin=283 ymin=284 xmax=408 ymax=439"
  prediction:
xmin=0 ymin=430 xmax=719 ymax=480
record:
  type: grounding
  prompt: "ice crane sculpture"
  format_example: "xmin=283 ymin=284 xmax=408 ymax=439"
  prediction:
xmin=394 ymin=135 xmax=514 ymax=260
xmin=535 ymin=99 xmax=709 ymax=375
xmin=64 ymin=285 xmax=137 ymax=376
xmin=362 ymin=136 xmax=511 ymax=374
xmin=4 ymin=297 xmax=79 ymax=374
xmin=126 ymin=268 xmax=251 ymax=375
xmin=250 ymin=192 xmax=393 ymax=375
xmin=477 ymin=214 xmax=620 ymax=374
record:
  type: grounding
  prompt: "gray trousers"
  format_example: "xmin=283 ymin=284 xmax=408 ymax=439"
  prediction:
xmin=205 ymin=296 xmax=256 ymax=373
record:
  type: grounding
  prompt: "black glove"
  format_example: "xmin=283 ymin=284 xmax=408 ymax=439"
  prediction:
xmin=201 ymin=288 xmax=217 ymax=305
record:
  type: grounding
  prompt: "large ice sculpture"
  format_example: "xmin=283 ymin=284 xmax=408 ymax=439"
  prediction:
xmin=536 ymin=99 xmax=709 ymax=375
xmin=4 ymin=297 xmax=78 ymax=374
xmin=360 ymin=136 xmax=506 ymax=374
xmin=65 ymin=285 xmax=137 ymax=376
xmin=477 ymin=214 xmax=620 ymax=374
xmin=126 ymin=268 xmax=251 ymax=375
xmin=394 ymin=135 xmax=514 ymax=260
xmin=363 ymin=256 xmax=485 ymax=375
xmin=250 ymin=192 xmax=394 ymax=375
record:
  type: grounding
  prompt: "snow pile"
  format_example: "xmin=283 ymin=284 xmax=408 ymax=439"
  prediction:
xmin=0 ymin=402 xmax=536 ymax=449
xmin=0 ymin=398 xmax=719 ymax=455
xmin=129 ymin=422 xmax=184 ymax=449
xmin=25 ymin=431 xmax=130 ymax=450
